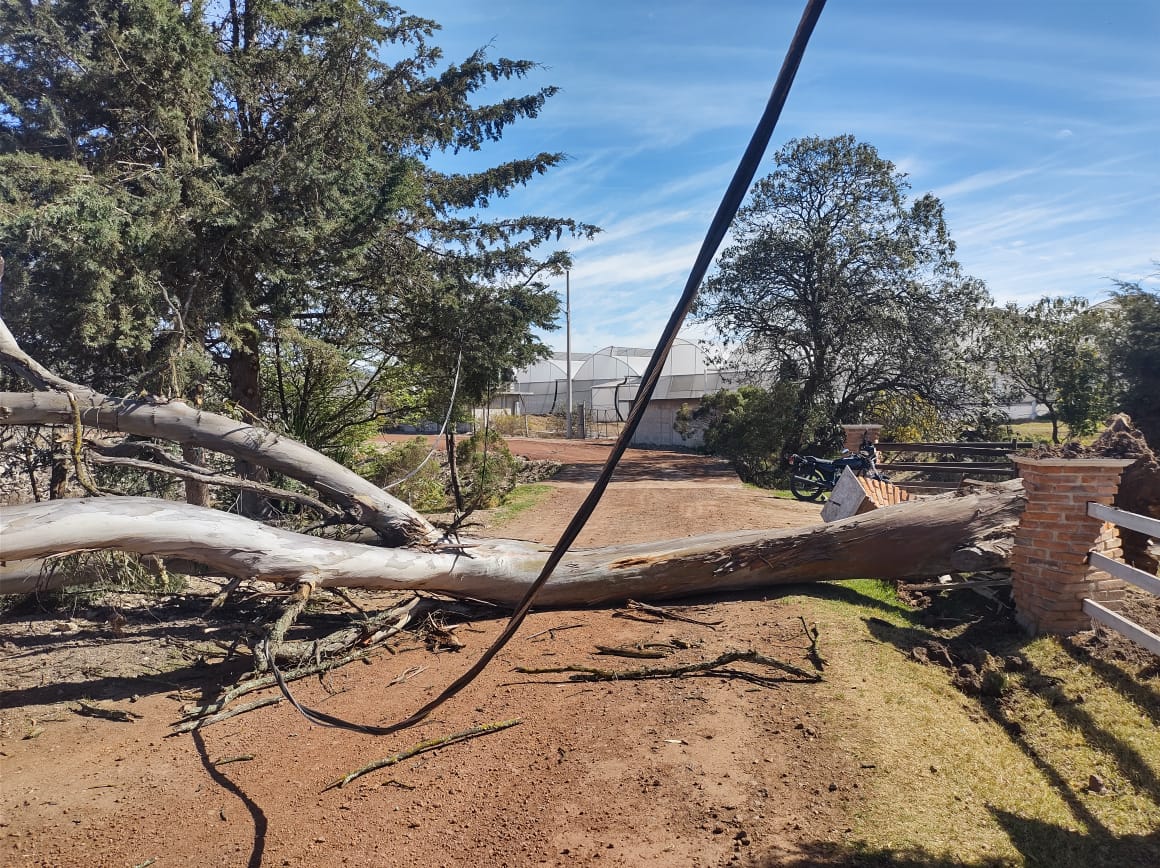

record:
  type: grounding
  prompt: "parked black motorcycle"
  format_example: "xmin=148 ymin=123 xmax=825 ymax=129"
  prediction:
xmin=786 ymin=442 xmax=885 ymax=502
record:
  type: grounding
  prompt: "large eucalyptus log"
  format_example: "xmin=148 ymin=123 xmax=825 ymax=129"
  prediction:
xmin=0 ymin=317 xmax=435 ymax=546
xmin=0 ymin=483 xmax=1024 ymax=607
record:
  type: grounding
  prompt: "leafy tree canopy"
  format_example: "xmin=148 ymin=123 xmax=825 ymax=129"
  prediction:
xmin=1105 ymin=280 xmax=1160 ymax=447
xmin=987 ymin=296 xmax=1113 ymax=443
xmin=694 ymin=135 xmax=992 ymax=456
xmin=675 ymin=384 xmax=807 ymax=487
xmin=0 ymin=0 xmax=594 ymax=422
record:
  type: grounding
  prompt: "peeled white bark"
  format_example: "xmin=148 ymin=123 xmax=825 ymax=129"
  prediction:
xmin=0 ymin=317 xmax=435 ymax=546
xmin=0 ymin=486 xmax=1024 ymax=607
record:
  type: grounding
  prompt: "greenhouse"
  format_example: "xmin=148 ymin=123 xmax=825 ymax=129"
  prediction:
xmin=499 ymin=339 xmax=739 ymax=446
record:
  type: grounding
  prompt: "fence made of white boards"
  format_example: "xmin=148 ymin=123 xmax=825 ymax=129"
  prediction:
xmin=1083 ymin=502 xmax=1160 ymax=657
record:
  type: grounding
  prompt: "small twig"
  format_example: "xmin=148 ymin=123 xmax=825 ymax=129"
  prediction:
xmin=595 ymin=644 xmax=669 ymax=659
xmin=526 ymin=623 xmax=586 ymax=642
xmin=213 ymin=754 xmax=256 ymax=766
xmin=204 ymin=577 xmax=244 ymax=616
xmin=616 ymin=600 xmax=723 ymax=628
xmin=327 ymin=586 xmax=369 ymax=616
xmin=388 ymin=666 xmax=426 ymax=686
xmin=168 ymin=697 xmax=282 ymax=735
xmin=799 ymin=616 xmax=826 ymax=672
xmin=324 ymin=719 xmax=522 ymax=790
xmin=381 ymin=779 xmax=416 ymax=790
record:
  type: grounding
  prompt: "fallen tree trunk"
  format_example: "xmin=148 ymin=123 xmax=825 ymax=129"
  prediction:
xmin=0 ymin=318 xmax=435 ymax=546
xmin=0 ymin=484 xmax=1024 ymax=607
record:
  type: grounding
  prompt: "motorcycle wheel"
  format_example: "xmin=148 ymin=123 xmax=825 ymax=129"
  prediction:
xmin=789 ymin=468 xmax=829 ymax=502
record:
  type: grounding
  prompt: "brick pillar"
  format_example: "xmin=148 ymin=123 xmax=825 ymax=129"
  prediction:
xmin=841 ymin=424 xmax=883 ymax=454
xmin=1009 ymin=457 xmax=1135 ymax=635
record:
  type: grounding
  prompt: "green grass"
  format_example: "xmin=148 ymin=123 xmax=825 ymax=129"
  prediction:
xmin=742 ymin=480 xmax=796 ymax=500
xmin=775 ymin=582 xmax=1160 ymax=866
xmin=486 ymin=482 xmax=554 ymax=524
xmin=1011 ymin=420 xmax=1102 ymax=446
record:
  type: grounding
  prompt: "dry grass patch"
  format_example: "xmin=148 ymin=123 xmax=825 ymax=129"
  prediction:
xmin=781 ymin=581 xmax=1160 ymax=866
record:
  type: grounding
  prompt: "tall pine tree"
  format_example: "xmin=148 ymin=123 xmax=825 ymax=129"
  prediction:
xmin=1 ymin=0 xmax=593 ymax=422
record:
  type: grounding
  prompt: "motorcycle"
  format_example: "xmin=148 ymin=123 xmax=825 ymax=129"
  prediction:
xmin=786 ymin=441 xmax=886 ymax=502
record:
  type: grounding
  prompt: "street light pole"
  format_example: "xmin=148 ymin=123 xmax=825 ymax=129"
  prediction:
xmin=565 ymin=268 xmax=573 ymax=438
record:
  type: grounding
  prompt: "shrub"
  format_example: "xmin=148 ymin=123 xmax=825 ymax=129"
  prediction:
xmin=357 ymin=438 xmax=448 ymax=512
xmin=454 ymin=428 xmax=520 ymax=508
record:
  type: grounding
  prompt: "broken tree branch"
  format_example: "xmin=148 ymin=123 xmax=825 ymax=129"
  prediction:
xmin=514 ymin=649 xmax=821 ymax=685
xmin=618 ymin=599 xmax=723 ymax=627
xmin=167 ymin=697 xmax=283 ymax=735
xmin=1 ymin=483 xmax=1026 ymax=607
xmin=86 ymin=446 xmax=343 ymax=520
xmin=0 ymin=315 xmax=435 ymax=545
xmin=324 ymin=719 xmax=523 ymax=790
xmin=176 ymin=648 xmax=375 ymax=723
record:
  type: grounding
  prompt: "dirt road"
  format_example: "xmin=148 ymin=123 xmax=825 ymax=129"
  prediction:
xmin=0 ymin=440 xmax=858 ymax=867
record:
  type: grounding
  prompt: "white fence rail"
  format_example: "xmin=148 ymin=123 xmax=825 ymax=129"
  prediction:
xmin=1083 ymin=502 xmax=1160 ymax=657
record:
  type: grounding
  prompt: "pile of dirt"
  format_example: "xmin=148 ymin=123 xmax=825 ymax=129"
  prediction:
xmin=1069 ymin=587 xmax=1160 ymax=677
xmin=1020 ymin=413 xmax=1152 ymax=460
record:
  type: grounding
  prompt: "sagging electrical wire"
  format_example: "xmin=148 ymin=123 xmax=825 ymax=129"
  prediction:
xmin=383 ymin=348 xmax=463 ymax=490
xmin=265 ymin=0 xmax=828 ymax=736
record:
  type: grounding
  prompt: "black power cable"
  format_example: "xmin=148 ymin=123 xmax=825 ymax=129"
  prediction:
xmin=265 ymin=0 xmax=829 ymax=736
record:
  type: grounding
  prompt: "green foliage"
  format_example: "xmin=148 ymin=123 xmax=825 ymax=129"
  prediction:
xmin=866 ymin=393 xmax=1012 ymax=443
xmin=264 ymin=326 xmax=382 ymax=463
xmin=4 ymin=552 xmax=187 ymax=613
xmin=1105 ymin=282 xmax=1160 ymax=447
xmin=1 ymin=0 xmax=596 ymax=426
xmin=454 ymin=428 xmax=519 ymax=508
xmin=695 ymin=135 xmax=992 ymax=456
xmin=987 ymin=296 xmax=1113 ymax=443
xmin=486 ymin=482 xmax=553 ymax=524
xmin=866 ymin=393 xmax=955 ymax=443
xmin=676 ymin=384 xmax=808 ymax=486
xmin=357 ymin=438 xmax=447 ymax=513
xmin=1057 ymin=342 xmax=1114 ymax=439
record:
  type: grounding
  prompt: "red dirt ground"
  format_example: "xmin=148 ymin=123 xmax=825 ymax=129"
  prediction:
xmin=0 ymin=440 xmax=858 ymax=868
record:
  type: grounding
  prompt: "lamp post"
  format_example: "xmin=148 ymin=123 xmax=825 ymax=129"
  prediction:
xmin=565 ymin=268 xmax=573 ymax=438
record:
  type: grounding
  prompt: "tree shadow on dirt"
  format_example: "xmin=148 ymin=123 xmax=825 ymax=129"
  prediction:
xmin=0 ymin=661 xmax=244 ymax=710
xmin=675 ymin=581 xmax=920 ymax=623
xmin=863 ymin=609 xmax=1160 ymax=867
xmin=0 ymin=588 xmax=384 ymax=706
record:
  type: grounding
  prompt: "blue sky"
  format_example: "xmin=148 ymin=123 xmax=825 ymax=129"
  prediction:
xmin=414 ymin=0 xmax=1159 ymax=352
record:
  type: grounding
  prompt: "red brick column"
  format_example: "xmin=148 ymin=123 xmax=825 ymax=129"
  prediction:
xmin=1009 ymin=457 xmax=1135 ymax=635
xmin=841 ymin=424 xmax=882 ymax=454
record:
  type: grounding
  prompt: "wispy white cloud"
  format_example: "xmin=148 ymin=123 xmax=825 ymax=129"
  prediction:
xmin=937 ymin=168 xmax=1040 ymax=199
xmin=414 ymin=0 xmax=1160 ymax=351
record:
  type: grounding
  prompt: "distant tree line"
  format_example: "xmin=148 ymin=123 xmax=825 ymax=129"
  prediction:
xmin=683 ymin=135 xmax=1157 ymax=478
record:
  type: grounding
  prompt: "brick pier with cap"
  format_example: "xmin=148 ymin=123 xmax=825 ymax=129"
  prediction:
xmin=1009 ymin=456 xmax=1135 ymax=635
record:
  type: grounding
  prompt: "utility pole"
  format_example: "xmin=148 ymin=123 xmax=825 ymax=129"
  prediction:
xmin=565 ymin=268 xmax=573 ymax=438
